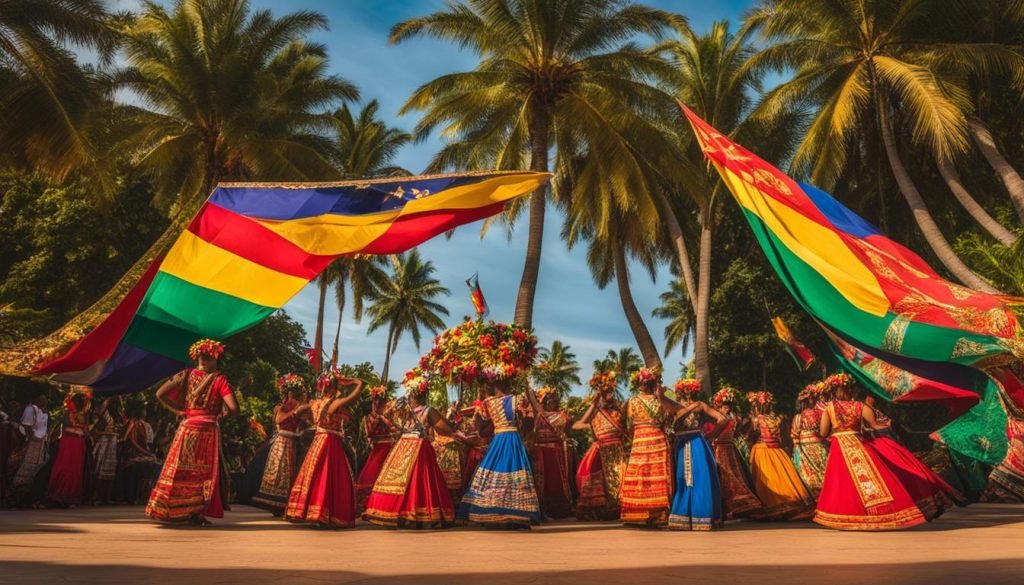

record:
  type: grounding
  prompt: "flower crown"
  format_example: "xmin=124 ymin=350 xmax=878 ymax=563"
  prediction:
xmin=798 ymin=381 xmax=829 ymax=401
xmin=746 ymin=391 xmax=774 ymax=408
xmin=712 ymin=385 xmax=740 ymax=406
xmin=589 ymin=371 xmax=618 ymax=395
xmin=403 ymin=368 xmax=430 ymax=399
xmin=369 ymin=385 xmax=388 ymax=400
xmin=277 ymin=373 xmax=306 ymax=395
xmin=673 ymin=378 xmax=703 ymax=399
xmin=188 ymin=338 xmax=225 ymax=361
xmin=629 ymin=368 xmax=662 ymax=393
xmin=535 ymin=386 xmax=557 ymax=403
xmin=316 ymin=368 xmax=347 ymax=392
xmin=825 ymin=372 xmax=854 ymax=391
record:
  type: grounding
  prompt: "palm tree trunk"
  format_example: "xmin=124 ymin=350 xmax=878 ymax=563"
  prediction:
xmin=381 ymin=324 xmax=396 ymax=383
xmin=693 ymin=204 xmax=713 ymax=394
xmin=936 ymin=157 xmax=1017 ymax=246
xmin=314 ymin=278 xmax=328 ymax=372
xmin=331 ymin=307 xmax=343 ymax=366
xmin=655 ymin=190 xmax=698 ymax=310
xmin=513 ymin=101 xmax=552 ymax=329
xmin=612 ymin=240 xmax=662 ymax=370
xmin=968 ymin=116 xmax=1024 ymax=223
xmin=879 ymin=114 xmax=1001 ymax=293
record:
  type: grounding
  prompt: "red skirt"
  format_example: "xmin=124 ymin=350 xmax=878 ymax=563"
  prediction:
xmin=355 ymin=441 xmax=394 ymax=513
xmin=46 ymin=432 xmax=87 ymax=506
xmin=620 ymin=426 xmax=672 ymax=526
xmin=576 ymin=440 xmax=625 ymax=520
xmin=463 ymin=446 xmax=486 ymax=491
xmin=868 ymin=435 xmax=960 ymax=519
xmin=146 ymin=417 xmax=225 ymax=522
xmin=813 ymin=433 xmax=926 ymax=531
xmin=533 ymin=443 xmax=574 ymax=519
xmin=286 ymin=432 xmax=356 ymax=528
xmin=364 ymin=436 xmax=455 ymax=529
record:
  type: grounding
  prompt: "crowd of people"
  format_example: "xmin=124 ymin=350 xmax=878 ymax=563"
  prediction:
xmin=0 ymin=338 xmax=976 ymax=532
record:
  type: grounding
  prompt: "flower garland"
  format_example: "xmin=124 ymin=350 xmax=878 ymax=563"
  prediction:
xmin=746 ymin=391 xmax=774 ymax=408
xmin=673 ymin=378 xmax=703 ymax=400
xmin=588 ymin=371 xmax=618 ymax=396
xmin=316 ymin=367 xmax=346 ymax=393
xmin=629 ymin=368 xmax=661 ymax=394
xmin=277 ymin=373 xmax=306 ymax=395
xmin=535 ymin=386 xmax=557 ymax=403
xmin=369 ymin=385 xmax=389 ymax=401
xmin=188 ymin=338 xmax=225 ymax=361
xmin=419 ymin=318 xmax=538 ymax=386
xmin=825 ymin=372 xmax=854 ymax=391
xmin=403 ymin=367 xmax=430 ymax=398
xmin=712 ymin=385 xmax=740 ymax=407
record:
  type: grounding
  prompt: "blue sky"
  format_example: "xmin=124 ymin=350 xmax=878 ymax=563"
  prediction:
xmin=114 ymin=0 xmax=757 ymax=391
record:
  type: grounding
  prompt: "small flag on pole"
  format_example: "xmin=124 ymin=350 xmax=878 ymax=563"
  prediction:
xmin=466 ymin=273 xmax=489 ymax=318
xmin=303 ymin=345 xmax=321 ymax=372
xmin=771 ymin=317 xmax=816 ymax=371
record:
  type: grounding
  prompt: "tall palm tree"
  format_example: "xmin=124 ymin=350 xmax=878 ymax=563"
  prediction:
xmin=533 ymin=340 xmax=583 ymax=398
xmin=390 ymin=0 xmax=682 ymax=329
xmin=593 ymin=347 xmax=643 ymax=390
xmin=327 ymin=255 xmax=391 ymax=364
xmin=366 ymin=250 xmax=450 ymax=382
xmin=652 ymin=279 xmax=694 ymax=361
xmin=752 ymin=0 xmax=1002 ymax=292
xmin=0 ymin=0 xmax=118 ymax=191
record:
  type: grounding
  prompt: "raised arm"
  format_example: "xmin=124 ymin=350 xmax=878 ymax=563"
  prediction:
xmin=657 ymin=386 xmax=683 ymax=416
xmin=155 ymin=375 xmax=185 ymax=415
xmin=524 ymin=385 xmax=542 ymax=417
xmin=819 ymin=408 xmax=833 ymax=439
xmin=572 ymin=398 xmax=601 ymax=431
xmin=328 ymin=377 xmax=364 ymax=414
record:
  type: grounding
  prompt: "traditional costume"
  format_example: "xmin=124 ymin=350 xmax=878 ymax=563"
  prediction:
xmin=433 ymin=431 xmax=465 ymax=503
xmin=867 ymin=419 xmax=961 ymax=519
xmin=576 ymin=405 xmax=627 ymax=521
xmin=747 ymin=392 xmax=814 ymax=521
xmin=620 ymin=369 xmax=672 ymax=527
xmin=531 ymin=388 xmax=574 ymax=519
xmin=355 ymin=388 xmax=398 ymax=512
xmin=988 ymin=415 xmax=1024 ymax=502
xmin=791 ymin=386 xmax=828 ymax=499
xmin=11 ymin=402 xmax=48 ymax=501
xmin=46 ymin=394 xmax=90 ymax=506
xmin=709 ymin=387 xmax=763 ymax=519
xmin=118 ymin=414 xmax=158 ymax=504
xmin=252 ymin=374 xmax=307 ymax=512
xmin=668 ymin=382 xmax=723 ymax=530
xmin=91 ymin=406 xmax=119 ymax=503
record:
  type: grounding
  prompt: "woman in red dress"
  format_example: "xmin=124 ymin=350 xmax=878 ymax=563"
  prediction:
xmin=46 ymin=391 xmax=91 ymax=507
xmin=619 ymin=368 xmax=674 ymax=527
xmin=355 ymin=385 xmax=398 ymax=512
xmin=146 ymin=339 xmax=238 ymax=525
xmin=574 ymin=374 xmax=627 ymax=521
xmin=286 ymin=368 xmax=363 ymax=528
xmin=531 ymin=387 xmax=575 ymax=519
xmin=252 ymin=374 xmax=310 ymax=513
xmin=814 ymin=380 xmax=928 ymax=530
xmin=708 ymin=387 xmax=763 ymax=519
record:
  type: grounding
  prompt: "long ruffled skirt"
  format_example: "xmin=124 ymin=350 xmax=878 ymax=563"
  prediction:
xmin=285 ymin=432 xmax=356 ymax=528
xmin=712 ymin=439 xmax=763 ymax=518
xmin=252 ymin=432 xmax=298 ymax=511
xmin=46 ymin=433 xmax=87 ymax=506
xmin=814 ymin=433 xmax=927 ymax=531
xmin=364 ymin=436 xmax=455 ymax=529
xmin=793 ymin=439 xmax=828 ymax=499
xmin=669 ymin=433 xmax=723 ymax=530
xmin=620 ymin=426 xmax=672 ymax=527
xmin=146 ymin=418 xmax=226 ymax=523
xmin=868 ymin=435 xmax=961 ymax=519
xmin=576 ymin=440 xmax=625 ymax=521
xmin=355 ymin=441 xmax=394 ymax=513
xmin=749 ymin=443 xmax=814 ymax=520
xmin=434 ymin=436 xmax=465 ymax=502
xmin=533 ymin=442 xmax=574 ymax=519
xmin=458 ymin=431 xmax=541 ymax=527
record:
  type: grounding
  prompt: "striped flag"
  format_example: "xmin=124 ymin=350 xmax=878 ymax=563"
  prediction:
xmin=771 ymin=316 xmax=816 ymax=371
xmin=466 ymin=273 xmax=489 ymax=318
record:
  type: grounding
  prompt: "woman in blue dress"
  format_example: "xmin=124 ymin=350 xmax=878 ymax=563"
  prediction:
xmin=458 ymin=379 xmax=542 ymax=527
xmin=668 ymin=379 xmax=727 ymax=531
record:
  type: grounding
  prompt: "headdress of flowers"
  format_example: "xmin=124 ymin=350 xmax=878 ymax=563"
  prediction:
xmin=369 ymin=385 xmax=388 ymax=401
xmin=589 ymin=371 xmax=618 ymax=395
xmin=825 ymin=372 xmax=854 ymax=391
xmin=746 ymin=391 xmax=774 ymax=408
xmin=277 ymin=373 xmax=306 ymax=395
xmin=64 ymin=385 xmax=92 ymax=412
xmin=712 ymin=385 xmax=740 ymax=407
xmin=535 ymin=386 xmax=557 ymax=403
xmin=403 ymin=367 xmax=430 ymax=399
xmin=673 ymin=378 xmax=703 ymax=400
xmin=188 ymin=338 xmax=225 ymax=361
xmin=799 ymin=380 xmax=828 ymax=401
xmin=629 ymin=367 xmax=662 ymax=393
xmin=316 ymin=367 xmax=346 ymax=393
xmin=419 ymin=318 xmax=538 ymax=386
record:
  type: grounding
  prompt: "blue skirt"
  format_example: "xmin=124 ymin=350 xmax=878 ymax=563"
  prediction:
xmin=669 ymin=433 xmax=724 ymax=530
xmin=458 ymin=431 xmax=541 ymax=526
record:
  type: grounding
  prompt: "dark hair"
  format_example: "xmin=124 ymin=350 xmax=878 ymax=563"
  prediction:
xmin=70 ymin=394 xmax=86 ymax=409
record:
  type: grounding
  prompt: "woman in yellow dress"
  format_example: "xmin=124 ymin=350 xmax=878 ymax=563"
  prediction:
xmin=746 ymin=391 xmax=814 ymax=520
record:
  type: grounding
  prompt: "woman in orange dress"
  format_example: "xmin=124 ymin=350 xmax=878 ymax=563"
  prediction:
xmin=746 ymin=391 xmax=814 ymax=520
xmin=355 ymin=385 xmax=398 ymax=512
xmin=252 ymin=374 xmax=309 ymax=513
xmin=45 ymin=391 xmax=91 ymax=507
xmin=620 ymin=368 xmax=674 ymax=527
xmin=814 ymin=380 xmax=929 ymax=530
xmin=708 ymin=386 xmax=763 ymax=519
xmin=574 ymin=372 xmax=627 ymax=521
xmin=791 ymin=384 xmax=828 ymax=499
xmin=285 ymin=368 xmax=363 ymax=528
xmin=531 ymin=387 xmax=575 ymax=519
xmin=146 ymin=339 xmax=238 ymax=525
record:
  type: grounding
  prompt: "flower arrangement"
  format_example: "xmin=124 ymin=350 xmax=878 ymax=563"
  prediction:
xmin=277 ymin=373 xmax=306 ymax=395
xmin=629 ymin=368 xmax=661 ymax=394
xmin=588 ymin=371 xmax=618 ymax=396
xmin=825 ymin=372 xmax=854 ymax=391
xmin=535 ymin=386 xmax=557 ymax=403
xmin=316 ymin=367 xmax=347 ymax=393
xmin=673 ymin=378 xmax=703 ymax=400
xmin=403 ymin=367 xmax=430 ymax=398
xmin=419 ymin=318 xmax=538 ymax=387
xmin=746 ymin=391 xmax=774 ymax=408
xmin=369 ymin=385 xmax=388 ymax=401
xmin=188 ymin=338 xmax=225 ymax=361
xmin=712 ymin=385 xmax=740 ymax=407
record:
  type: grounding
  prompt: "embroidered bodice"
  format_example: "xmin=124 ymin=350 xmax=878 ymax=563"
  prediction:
xmin=627 ymin=394 xmax=665 ymax=428
xmin=591 ymin=409 xmax=625 ymax=444
xmin=830 ymin=400 xmax=865 ymax=434
xmin=277 ymin=399 xmax=301 ymax=433
xmin=755 ymin=414 xmax=783 ymax=445
xmin=483 ymin=394 xmax=522 ymax=433
xmin=535 ymin=411 xmax=569 ymax=445
xmin=794 ymin=408 xmax=824 ymax=441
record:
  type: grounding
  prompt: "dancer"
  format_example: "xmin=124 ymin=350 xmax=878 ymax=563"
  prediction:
xmin=10 ymin=393 xmax=49 ymax=503
xmin=746 ymin=391 xmax=814 ymax=520
xmin=620 ymin=368 xmax=673 ymax=527
xmin=433 ymin=402 xmax=466 ymax=503
xmin=146 ymin=339 xmax=238 ymax=525
xmin=458 ymin=378 xmax=542 ymax=528
xmin=791 ymin=383 xmax=828 ymax=499
xmin=708 ymin=386 xmax=763 ymax=518
xmin=118 ymin=402 xmax=158 ymax=504
xmin=285 ymin=368 xmax=363 ymax=528
xmin=532 ymin=387 xmax=574 ymax=519
xmin=90 ymin=398 xmax=120 ymax=504
xmin=668 ymin=379 xmax=726 ymax=531
xmin=574 ymin=372 xmax=627 ymax=521
xmin=355 ymin=385 xmax=398 ymax=512
xmin=460 ymin=399 xmax=491 ymax=493
xmin=45 ymin=390 xmax=91 ymax=507
xmin=252 ymin=374 xmax=310 ymax=513
xmin=364 ymin=371 xmax=468 ymax=528
xmin=814 ymin=378 xmax=929 ymax=530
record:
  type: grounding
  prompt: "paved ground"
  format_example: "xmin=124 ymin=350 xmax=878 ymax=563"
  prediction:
xmin=1 ymin=504 xmax=1023 ymax=584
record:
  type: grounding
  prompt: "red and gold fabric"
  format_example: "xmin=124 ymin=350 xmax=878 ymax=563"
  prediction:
xmin=749 ymin=414 xmax=815 ymax=520
xmin=364 ymin=430 xmax=456 ymax=529
xmin=355 ymin=413 xmax=397 ymax=512
xmin=285 ymin=399 xmax=356 ymax=528
xmin=576 ymin=409 xmax=627 ymax=521
xmin=46 ymin=410 xmax=89 ymax=506
xmin=712 ymin=417 xmax=764 ymax=518
xmin=620 ymin=394 xmax=672 ymax=526
xmin=532 ymin=410 xmax=574 ymax=519
xmin=791 ymin=408 xmax=828 ymax=499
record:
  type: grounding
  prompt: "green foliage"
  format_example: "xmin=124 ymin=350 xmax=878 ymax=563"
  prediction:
xmin=532 ymin=340 xmax=583 ymax=398
xmin=592 ymin=348 xmax=642 ymax=395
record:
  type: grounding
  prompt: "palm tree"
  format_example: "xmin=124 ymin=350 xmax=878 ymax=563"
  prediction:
xmin=533 ymin=340 xmax=583 ymax=398
xmin=652 ymin=279 xmax=694 ymax=361
xmin=366 ymin=250 xmax=450 ymax=382
xmin=593 ymin=347 xmax=643 ymax=390
xmin=752 ymin=0 xmax=1001 ymax=292
xmin=0 ymin=0 xmax=118 ymax=191
xmin=390 ymin=0 xmax=682 ymax=329
xmin=327 ymin=255 xmax=391 ymax=364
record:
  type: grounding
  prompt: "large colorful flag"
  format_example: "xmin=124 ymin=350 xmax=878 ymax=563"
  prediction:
xmin=27 ymin=171 xmax=549 ymax=394
xmin=681 ymin=105 xmax=1024 ymax=465
xmin=770 ymin=316 xmax=816 ymax=370
xmin=466 ymin=273 xmax=489 ymax=318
